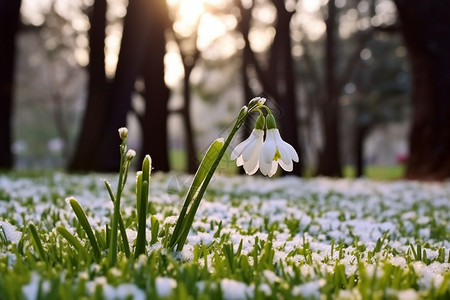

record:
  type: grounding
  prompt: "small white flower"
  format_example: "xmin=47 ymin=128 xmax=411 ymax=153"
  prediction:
xmin=231 ymin=129 xmax=264 ymax=175
xmin=259 ymin=128 xmax=298 ymax=177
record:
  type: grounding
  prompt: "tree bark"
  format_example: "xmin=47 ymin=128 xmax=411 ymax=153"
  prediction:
xmin=395 ymin=0 xmax=450 ymax=180
xmin=68 ymin=0 xmax=108 ymax=171
xmin=0 ymin=0 xmax=21 ymax=169
xmin=317 ymin=0 xmax=342 ymax=177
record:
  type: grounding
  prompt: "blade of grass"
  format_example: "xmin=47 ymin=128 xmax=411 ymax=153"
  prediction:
xmin=104 ymin=180 xmax=130 ymax=258
xmin=28 ymin=223 xmax=47 ymax=262
xmin=135 ymin=155 xmax=151 ymax=257
xmin=68 ymin=197 xmax=101 ymax=261
xmin=56 ymin=226 xmax=89 ymax=260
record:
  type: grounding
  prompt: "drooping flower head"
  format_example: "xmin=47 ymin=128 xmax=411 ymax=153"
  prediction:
xmin=259 ymin=113 xmax=299 ymax=177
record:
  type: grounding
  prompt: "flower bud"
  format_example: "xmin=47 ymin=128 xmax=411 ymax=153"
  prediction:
xmin=238 ymin=106 xmax=248 ymax=119
xmin=118 ymin=127 xmax=128 ymax=140
xmin=248 ymin=97 xmax=266 ymax=108
xmin=126 ymin=149 xmax=136 ymax=161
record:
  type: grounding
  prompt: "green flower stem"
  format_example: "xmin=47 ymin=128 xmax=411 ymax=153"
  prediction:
xmin=135 ymin=155 xmax=151 ymax=258
xmin=172 ymin=106 xmax=253 ymax=251
xmin=28 ymin=223 xmax=47 ymax=262
xmin=104 ymin=180 xmax=130 ymax=258
xmin=57 ymin=226 xmax=89 ymax=260
xmin=108 ymin=143 xmax=127 ymax=266
xmin=69 ymin=198 xmax=101 ymax=261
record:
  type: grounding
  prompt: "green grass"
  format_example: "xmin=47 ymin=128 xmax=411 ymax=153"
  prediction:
xmin=343 ymin=164 xmax=406 ymax=180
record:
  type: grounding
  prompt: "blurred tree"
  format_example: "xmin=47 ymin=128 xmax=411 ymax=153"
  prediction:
xmin=69 ymin=0 xmax=108 ymax=171
xmin=300 ymin=0 xmax=400 ymax=177
xmin=235 ymin=0 xmax=302 ymax=175
xmin=97 ymin=0 xmax=170 ymax=171
xmin=0 ymin=0 xmax=21 ymax=169
xmin=349 ymin=36 xmax=408 ymax=177
xmin=70 ymin=0 xmax=170 ymax=172
xmin=168 ymin=3 xmax=202 ymax=173
xmin=316 ymin=0 xmax=341 ymax=177
xmin=395 ymin=0 xmax=450 ymax=180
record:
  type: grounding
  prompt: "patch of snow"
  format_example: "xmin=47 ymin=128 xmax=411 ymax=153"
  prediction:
xmin=155 ymin=277 xmax=177 ymax=297
xmin=221 ymin=279 xmax=254 ymax=300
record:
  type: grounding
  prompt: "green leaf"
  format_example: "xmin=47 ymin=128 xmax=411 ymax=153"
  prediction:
xmin=28 ymin=223 xmax=47 ymax=262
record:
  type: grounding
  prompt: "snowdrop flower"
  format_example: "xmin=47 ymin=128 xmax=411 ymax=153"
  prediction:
xmin=260 ymin=114 xmax=298 ymax=177
xmin=231 ymin=115 xmax=265 ymax=175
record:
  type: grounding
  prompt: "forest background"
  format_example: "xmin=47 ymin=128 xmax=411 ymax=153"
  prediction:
xmin=1 ymin=0 xmax=449 ymax=180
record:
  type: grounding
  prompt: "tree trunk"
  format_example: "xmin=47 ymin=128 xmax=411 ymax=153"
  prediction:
xmin=275 ymin=5 xmax=301 ymax=175
xmin=0 ymin=0 xmax=21 ymax=169
xmin=263 ymin=1 xmax=302 ymax=175
xmin=140 ymin=0 xmax=170 ymax=171
xmin=96 ymin=0 xmax=170 ymax=171
xmin=182 ymin=65 xmax=198 ymax=173
xmin=317 ymin=0 xmax=342 ymax=177
xmin=355 ymin=123 xmax=370 ymax=178
xmin=69 ymin=0 xmax=108 ymax=171
xmin=395 ymin=0 xmax=450 ymax=180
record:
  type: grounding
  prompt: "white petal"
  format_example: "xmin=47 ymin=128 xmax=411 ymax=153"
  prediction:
xmin=260 ymin=158 xmax=278 ymax=177
xmin=267 ymin=161 xmax=278 ymax=177
xmin=273 ymin=129 xmax=299 ymax=163
xmin=284 ymin=142 xmax=299 ymax=162
xmin=278 ymin=158 xmax=293 ymax=172
xmin=243 ymin=145 xmax=262 ymax=174
xmin=242 ymin=131 xmax=263 ymax=162
xmin=245 ymin=160 xmax=260 ymax=175
xmin=259 ymin=157 xmax=273 ymax=176
xmin=230 ymin=135 xmax=252 ymax=160
xmin=261 ymin=130 xmax=277 ymax=163
xmin=236 ymin=155 xmax=244 ymax=167
xmin=277 ymin=144 xmax=292 ymax=165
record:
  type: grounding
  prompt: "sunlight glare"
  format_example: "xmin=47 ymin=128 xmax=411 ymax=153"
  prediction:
xmin=302 ymin=0 xmax=322 ymax=13
xmin=197 ymin=13 xmax=227 ymax=50
xmin=164 ymin=41 xmax=184 ymax=88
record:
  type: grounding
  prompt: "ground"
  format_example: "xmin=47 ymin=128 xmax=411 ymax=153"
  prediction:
xmin=0 ymin=172 xmax=449 ymax=299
